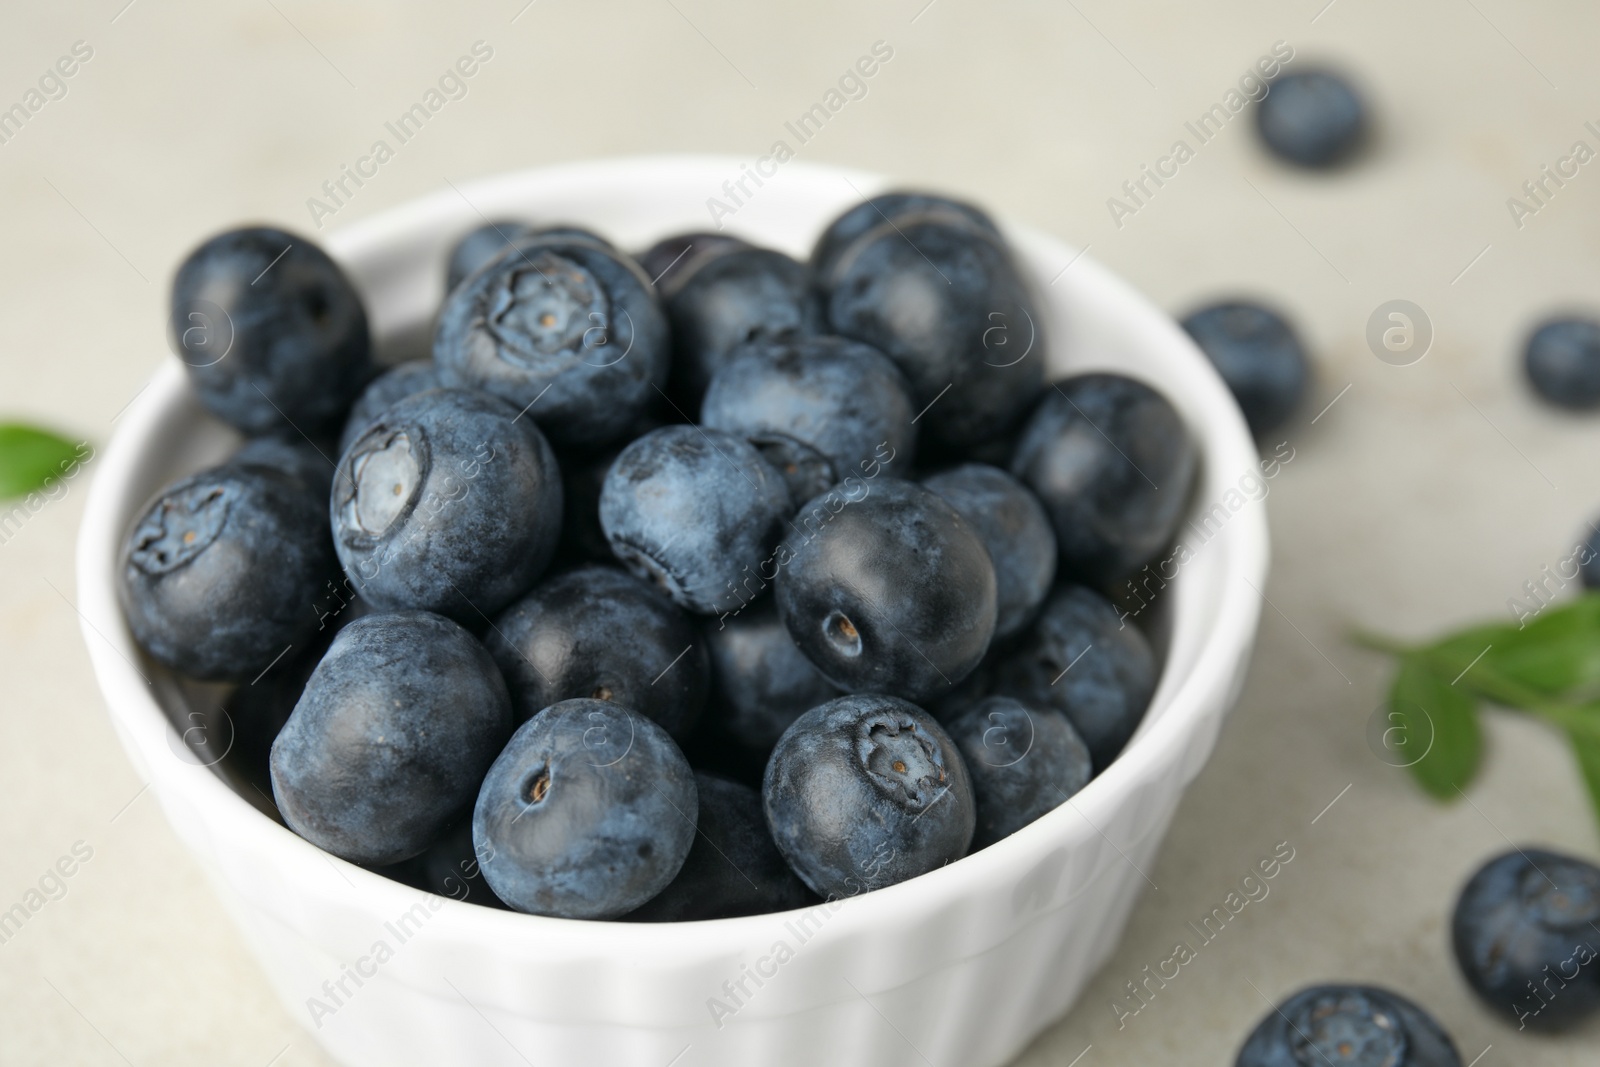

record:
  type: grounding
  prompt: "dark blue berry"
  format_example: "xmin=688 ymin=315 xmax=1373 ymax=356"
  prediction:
xmin=473 ymin=699 xmax=697 ymax=918
xmin=445 ymin=220 xmax=535 ymax=293
xmin=1236 ymin=984 xmax=1461 ymax=1067
xmin=1011 ymin=374 xmax=1196 ymax=585
xmin=120 ymin=463 xmax=336 ymax=681
xmin=992 ymin=585 xmax=1156 ymax=771
xmin=270 ymin=610 xmax=513 ymax=866
xmin=636 ymin=232 xmax=750 ymax=294
xmin=943 ymin=696 xmax=1090 ymax=849
xmin=486 ymin=564 xmax=708 ymax=740
xmin=392 ymin=820 xmax=508 ymax=909
xmin=763 ymin=694 xmax=974 ymax=896
xmin=331 ymin=388 xmax=562 ymax=623
xmin=704 ymin=597 xmax=839 ymax=753
xmin=811 ymin=191 xmax=1001 ymax=287
xmin=629 ymin=773 xmax=812 ymax=921
xmin=434 ymin=235 xmax=668 ymax=446
xmin=230 ymin=431 xmax=337 ymax=501
xmin=701 ymin=335 xmax=917 ymax=502
xmin=775 ymin=478 xmax=996 ymax=702
xmin=660 ymin=244 xmax=818 ymax=410
xmin=337 ymin=359 xmax=445 ymax=457
xmin=599 ymin=425 xmax=791 ymax=615
xmin=923 ymin=463 xmax=1055 ymax=640
xmin=1181 ymin=301 xmax=1310 ymax=436
xmin=1582 ymin=523 xmax=1600 ymax=590
xmin=171 ymin=227 xmax=373 ymax=434
xmin=1524 ymin=317 xmax=1600 ymax=410
xmin=1256 ymin=69 xmax=1368 ymax=169
xmin=818 ymin=205 xmax=1042 ymax=449
xmin=1451 ymin=847 xmax=1600 ymax=1032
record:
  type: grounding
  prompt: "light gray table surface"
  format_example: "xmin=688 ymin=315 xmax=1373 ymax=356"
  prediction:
xmin=3 ymin=1 xmax=1598 ymax=1063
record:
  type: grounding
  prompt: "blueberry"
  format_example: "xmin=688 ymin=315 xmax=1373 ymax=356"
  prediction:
xmin=775 ymin=478 xmax=996 ymax=702
xmin=486 ymin=564 xmax=708 ymax=740
xmin=270 ymin=610 xmax=513 ymax=866
xmin=120 ymin=463 xmax=336 ymax=681
xmin=636 ymin=231 xmax=750 ymax=294
xmin=331 ymin=388 xmax=562 ymax=623
xmin=763 ymin=694 xmax=974 ymax=896
xmin=1583 ymin=523 xmax=1600 ymax=590
xmin=1256 ymin=69 xmax=1368 ymax=169
xmin=1011 ymin=374 xmax=1197 ymax=585
xmin=230 ymin=431 xmax=337 ymax=501
xmin=1524 ymin=317 xmax=1600 ymax=410
xmin=704 ymin=597 xmax=840 ymax=753
xmin=629 ymin=773 xmax=812 ymax=921
xmin=337 ymin=359 xmax=446 ymax=457
xmin=701 ymin=335 xmax=917 ymax=502
xmin=392 ymin=820 xmax=508 ymax=910
xmin=923 ymin=463 xmax=1055 ymax=641
xmin=992 ymin=585 xmax=1156 ymax=771
xmin=473 ymin=699 xmax=697 ymax=919
xmin=552 ymin=444 xmax=620 ymax=565
xmin=1180 ymin=301 xmax=1310 ymax=436
xmin=434 ymin=235 xmax=669 ymax=446
xmin=942 ymin=696 xmax=1091 ymax=849
xmin=1236 ymin=984 xmax=1461 ymax=1067
xmin=1451 ymin=847 xmax=1600 ymax=1032
xmin=810 ymin=191 xmax=1001 ymax=286
xmin=444 ymin=220 xmax=535 ymax=293
xmin=818 ymin=205 xmax=1042 ymax=449
xmin=662 ymin=244 xmax=818 ymax=409
xmin=599 ymin=425 xmax=791 ymax=615
xmin=171 ymin=227 xmax=373 ymax=434
xmin=225 ymin=596 xmax=372 ymax=802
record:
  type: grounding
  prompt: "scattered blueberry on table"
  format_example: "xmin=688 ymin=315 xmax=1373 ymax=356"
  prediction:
xmin=1256 ymin=69 xmax=1368 ymax=169
xmin=1451 ymin=847 xmax=1600 ymax=1032
xmin=1235 ymin=984 xmax=1462 ymax=1067
xmin=1181 ymin=300 xmax=1311 ymax=436
xmin=1524 ymin=316 xmax=1600 ymax=410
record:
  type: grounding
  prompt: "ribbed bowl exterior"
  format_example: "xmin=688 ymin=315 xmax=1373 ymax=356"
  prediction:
xmin=76 ymin=157 xmax=1266 ymax=1067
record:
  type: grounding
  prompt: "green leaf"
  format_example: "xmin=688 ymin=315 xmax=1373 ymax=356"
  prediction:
xmin=0 ymin=423 xmax=84 ymax=499
xmin=1563 ymin=722 xmax=1600 ymax=833
xmin=1388 ymin=657 xmax=1483 ymax=799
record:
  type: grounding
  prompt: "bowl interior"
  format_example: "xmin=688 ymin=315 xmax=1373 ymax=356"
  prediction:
xmin=78 ymin=156 xmax=1264 ymax=956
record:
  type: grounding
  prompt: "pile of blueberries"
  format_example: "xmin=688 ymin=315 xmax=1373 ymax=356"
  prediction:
xmin=123 ymin=190 xmax=1199 ymax=925
xmin=1234 ymin=848 xmax=1600 ymax=1065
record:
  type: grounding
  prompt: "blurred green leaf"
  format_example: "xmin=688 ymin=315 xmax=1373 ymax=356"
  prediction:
xmin=1390 ymin=657 xmax=1482 ymax=799
xmin=0 ymin=423 xmax=83 ymax=499
xmin=1563 ymin=722 xmax=1600 ymax=834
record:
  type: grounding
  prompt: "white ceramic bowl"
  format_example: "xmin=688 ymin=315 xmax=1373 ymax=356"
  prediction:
xmin=76 ymin=156 xmax=1266 ymax=1067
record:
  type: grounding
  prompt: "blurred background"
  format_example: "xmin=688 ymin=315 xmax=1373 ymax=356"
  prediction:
xmin=3 ymin=1 xmax=1599 ymax=1063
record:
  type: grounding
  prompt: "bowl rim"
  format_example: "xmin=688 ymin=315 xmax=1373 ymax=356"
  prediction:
xmin=75 ymin=154 xmax=1267 ymax=962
